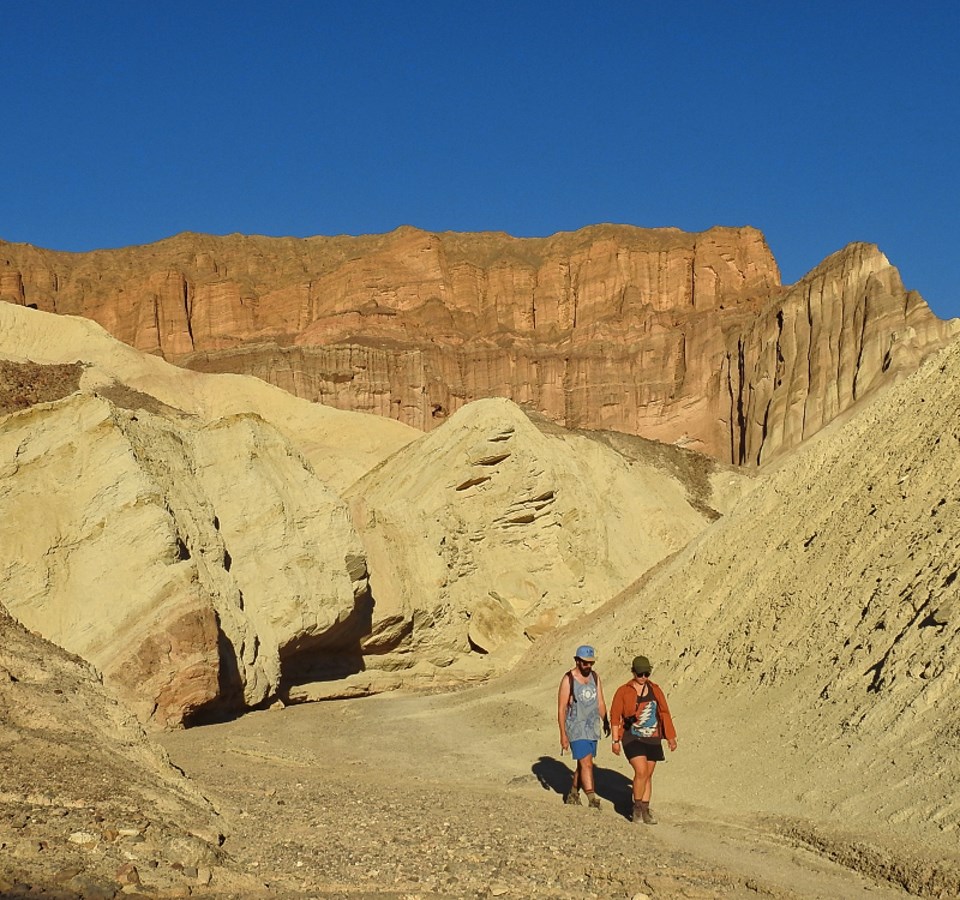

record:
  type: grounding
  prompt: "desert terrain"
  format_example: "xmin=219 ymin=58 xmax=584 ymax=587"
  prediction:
xmin=1 ymin=228 xmax=959 ymax=898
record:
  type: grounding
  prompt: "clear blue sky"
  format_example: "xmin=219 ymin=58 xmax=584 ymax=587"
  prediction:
xmin=3 ymin=2 xmax=958 ymax=319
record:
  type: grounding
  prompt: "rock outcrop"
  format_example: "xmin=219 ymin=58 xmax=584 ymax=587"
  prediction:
xmin=3 ymin=226 xmax=953 ymax=463
xmin=1 ymin=303 xmax=750 ymax=713
xmin=0 ymin=602 xmax=244 ymax=895
xmin=0 ymin=391 xmax=371 ymax=727
xmin=338 ymin=397 xmax=747 ymax=687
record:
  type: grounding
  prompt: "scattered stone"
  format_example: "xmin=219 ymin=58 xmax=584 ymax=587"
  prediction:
xmin=53 ymin=865 xmax=84 ymax=882
xmin=68 ymin=830 xmax=99 ymax=847
xmin=67 ymin=873 xmax=119 ymax=899
xmin=115 ymin=862 xmax=140 ymax=885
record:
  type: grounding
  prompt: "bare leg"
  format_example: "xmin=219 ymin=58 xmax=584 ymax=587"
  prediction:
xmin=629 ymin=757 xmax=656 ymax=801
xmin=578 ymin=755 xmax=595 ymax=793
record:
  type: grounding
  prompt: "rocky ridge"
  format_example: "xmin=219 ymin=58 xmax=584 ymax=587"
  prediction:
xmin=3 ymin=225 xmax=955 ymax=464
xmin=0 ymin=303 xmax=746 ymax=724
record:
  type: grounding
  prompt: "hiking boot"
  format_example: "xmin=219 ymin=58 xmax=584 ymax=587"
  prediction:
xmin=631 ymin=801 xmax=644 ymax=822
xmin=587 ymin=793 xmax=602 ymax=810
xmin=641 ymin=806 xmax=658 ymax=825
xmin=564 ymin=789 xmax=582 ymax=806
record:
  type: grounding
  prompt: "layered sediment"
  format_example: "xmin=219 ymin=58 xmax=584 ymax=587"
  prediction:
xmin=2 ymin=225 xmax=955 ymax=462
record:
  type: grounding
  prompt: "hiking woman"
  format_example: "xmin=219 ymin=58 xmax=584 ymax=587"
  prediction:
xmin=610 ymin=655 xmax=677 ymax=824
xmin=557 ymin=644 xmax=609 ymax=809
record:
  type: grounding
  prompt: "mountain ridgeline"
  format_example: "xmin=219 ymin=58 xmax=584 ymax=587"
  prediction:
xmin=2 ymin=225 xmax=955 ymax=464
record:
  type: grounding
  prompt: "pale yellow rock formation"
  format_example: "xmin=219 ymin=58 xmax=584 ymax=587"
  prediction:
xmin=344 ymin=397 xmax=747 ymax=681
xmin=524 ymin=333 xmax=960 ymax=836
xmin=0 ymin=302 xmax=419 ymax=491
xmin=2 ymin=227 xmax=954 ymax=464
xmin=1 ymin=302 xmax=753 ymax=712
xmin=0 ymin=391 xmax=369 ymax=726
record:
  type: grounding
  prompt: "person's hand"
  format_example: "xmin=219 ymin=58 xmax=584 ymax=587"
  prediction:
xmin=668 ymin=738 xmax=678 ymax=752
xmin=560 ymin=734 xmax=570 ymax=754
xmin=611 ymin=741 xmax=622 ymax=756
xmin=602 ymin=715 xmax=611 ymax=737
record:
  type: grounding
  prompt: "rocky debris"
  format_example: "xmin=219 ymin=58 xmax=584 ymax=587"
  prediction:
xmin=0 ymin=603 xmax=261 ymax=898
xmin=0 ymin=359 xmax=83 ymax=414
xmin=2 ymin=226 xmax=955 ymax=464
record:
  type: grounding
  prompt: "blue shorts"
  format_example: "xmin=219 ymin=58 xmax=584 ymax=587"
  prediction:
xmin=570 ymin=739 xmax=598 ymax=761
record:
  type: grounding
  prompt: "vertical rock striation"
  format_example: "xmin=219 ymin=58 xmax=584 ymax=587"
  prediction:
xmin=2 ymin=225 xmax=955 ymax=463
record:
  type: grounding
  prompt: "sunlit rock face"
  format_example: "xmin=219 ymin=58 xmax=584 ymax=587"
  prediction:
xmin=0 ymin=389 xmax=372 ymax=728
xmin=5 ymin=225 xmax=954 ymax=464
xmin=342 ymin=396 xmax=746 ymax=683
xmin=0 ymin=303 xmax=746 ymax=715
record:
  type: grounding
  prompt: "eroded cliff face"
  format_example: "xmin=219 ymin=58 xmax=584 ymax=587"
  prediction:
xmin=2 ymin=225 xmax=954 ymax=462
xmin=0 ymin=388 xmax=372 ymax=728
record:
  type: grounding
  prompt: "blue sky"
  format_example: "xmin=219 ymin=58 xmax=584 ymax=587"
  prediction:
xmin=3 ymin=2 xmax=958 ymax=319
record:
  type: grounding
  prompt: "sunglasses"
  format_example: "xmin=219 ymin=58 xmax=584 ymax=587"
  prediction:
xmin=635 ymin=671 xmax=650 ymax=678
xmin=576 ymin=659 xmax=595 ymax=666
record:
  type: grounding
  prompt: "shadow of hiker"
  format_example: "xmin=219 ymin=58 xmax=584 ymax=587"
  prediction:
xmin=532 ymin=756 xmax=634 ymax=820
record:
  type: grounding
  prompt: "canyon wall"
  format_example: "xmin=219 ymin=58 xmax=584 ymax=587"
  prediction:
xmin=2 ymin=225 xmax=955 ymax=463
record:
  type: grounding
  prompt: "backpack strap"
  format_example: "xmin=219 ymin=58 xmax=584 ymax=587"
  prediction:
xmin=567 ymin=669 xmax=597 ymax=704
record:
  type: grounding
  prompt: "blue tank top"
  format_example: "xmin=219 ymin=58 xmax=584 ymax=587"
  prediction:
xmin=565 ymin=671 xmax=600 ymax=741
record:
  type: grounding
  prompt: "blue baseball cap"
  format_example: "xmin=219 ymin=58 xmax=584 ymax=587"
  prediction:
xmin=574 ymin=645 xmax=596 ymax=661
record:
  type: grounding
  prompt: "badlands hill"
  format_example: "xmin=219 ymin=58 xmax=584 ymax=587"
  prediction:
xmin=0 ymin=603 xmax=261 ymax=897
xmin=1 ymin=228 xmax=959 ymax=896
xmin=500 ymin=330 xmax=960 ymax=894
xmin=0 ymin=302 xmax=744 ymax=727
xmin=2 ymin=226 xmax=957 ymax=464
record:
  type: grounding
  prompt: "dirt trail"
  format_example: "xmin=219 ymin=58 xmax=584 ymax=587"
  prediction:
xmin=159 ymin=689 xmax=913 ymax=899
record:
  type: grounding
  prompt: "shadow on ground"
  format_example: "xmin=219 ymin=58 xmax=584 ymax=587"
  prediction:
xmin=532 ymin=755 xmax=634 ymax=819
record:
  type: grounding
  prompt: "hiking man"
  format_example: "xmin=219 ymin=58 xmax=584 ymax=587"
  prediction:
xmin=557 ymin=644 xmax=609 ymax=809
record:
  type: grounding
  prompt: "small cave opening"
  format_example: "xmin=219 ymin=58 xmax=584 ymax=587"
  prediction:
xmin=277 ymin=587 xmax=376 ymax=693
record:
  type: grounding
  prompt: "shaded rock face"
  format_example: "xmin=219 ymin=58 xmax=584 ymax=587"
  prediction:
xmin=6 ymin=225 xmax=950 ymax=463
xmin=0 ymin=391 xmax=370 ymax=727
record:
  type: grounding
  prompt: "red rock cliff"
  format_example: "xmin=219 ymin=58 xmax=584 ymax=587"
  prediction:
xmin=1 ymin=225 xmax=954 ymax=463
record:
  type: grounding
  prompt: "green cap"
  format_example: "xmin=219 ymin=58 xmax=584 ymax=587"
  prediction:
xmin=632 ymin=655 xmax=652 ymax=675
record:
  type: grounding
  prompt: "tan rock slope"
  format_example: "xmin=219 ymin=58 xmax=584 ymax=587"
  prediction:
xmin=0 ymin=301 xmax=419 ymax=490
xmin=3 ymin=226 xmax=955 ymax=464
xmin=333 ymin=397 xmax=745 ymax=694
xmin=0 ymin=603 xmax=249 ymax=896
xmin=0 ymin=390 xmax=373 ymax=728
xmin=1 ymin=303 xmax=745 ymax=722
xmin=0 ymin=304 xmax=418 ymax=726
xmin=512 ymin=332 xmax=960 ymax=890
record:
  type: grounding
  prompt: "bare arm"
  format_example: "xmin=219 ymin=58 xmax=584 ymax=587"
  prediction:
xmin=596 ymin=674 xmax=610 ymax=736
xmin=557 ymin=674 xmax=571 ymax=750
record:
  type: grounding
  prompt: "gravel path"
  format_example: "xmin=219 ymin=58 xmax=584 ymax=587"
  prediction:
xmin=157 ymin=692 xmax=912 ymax=899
